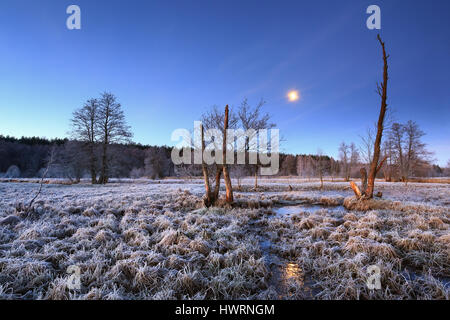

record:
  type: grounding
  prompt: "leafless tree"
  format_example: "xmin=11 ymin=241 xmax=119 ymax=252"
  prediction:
xmin=200 ymin=105 xmax=234 ymax=206
xmin=359 ymin=127 xmax=375 ymax=167
xmin=24 ymin=146 xmax=56 ymax=214
xmin=200 ymin=105 xmax=237 ymax=205
xmin=237 ymin=98 xmax=275 ymax=190
xmin=97 ymin=92 xmax=132 ymax=184
xmin=70 ymin=99 xmax=99 ymax=184
xmin=349 ymin=143 xmax=359 ymax=177
xmin=389 ymin=122 xmax=404 ymax=179
xmin=316 ymin=149 xmax=325 ymax=189
xmin=402 ymin=120 xmax=432 ymax=184
xmin=386 ymin=121 xmax=432 ymax=184
xmin=222 ymin=105 xmax=233 ymax=203
xmin=381 ymin=138 xmax=395 ymax=181
xmin=350 ymin=34 xmax=389 ymax=199
xmin=338 ymin=142 xmax=350 ymax=181
xmin=231 ymin=165 xmax=247 ymax=191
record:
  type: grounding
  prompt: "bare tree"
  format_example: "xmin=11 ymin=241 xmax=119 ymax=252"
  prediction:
xmin=24 ymin=146 xmax=56 ymax=214
xmin=350 ymin=34 xmax=389 ymax=199
xmin=389 ymin=122 xmax=404 ymax=180
xmin=97 ymin=92 xmax=132 ymax=184
xmin=237 ymin=98 xmax=274 ymax=190
xmin=381 ymin=138 xmax=394 ymax=182
xmin=402 ymin=120 xmax=432 ymax=184
xmin=387 ymin=121 xmax=431 ymax=183
xmin=338 ymin=142 xmax=350 ymax=181
xmin=200 ymin=105 xmax=235 ymax=206
xmin=201 ymin=105 xmax=239 ymax=135
xmin=316 ymin=149 xmax=325 ymax=189
xmin=70 ymin=99 xmax=99 ymax=184
xmin=231 ymin=165 xmax=247 ymax=190
xmin=359 ymin=127 xmax=375 ymax=167
xmin=222 ymin=105 xmax=233 ymax=203
xmin=349 ymin=143 xmax=359 ymax=178
xmin=200 ymin=105 xmax=237 ymax=206
xmin=200 ymin=123 xmax=216 ymax=207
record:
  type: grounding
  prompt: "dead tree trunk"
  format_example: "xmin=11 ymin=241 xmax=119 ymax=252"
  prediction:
xmin=222 ymin=105 xmax=233 ymax=203
xmin=213 ymin=165 xmax=222 ymax=201
xmin=364 ymin=34 xmax=389 ymax=199
xmin=200 ymin=105 xmax=234 ymax=206
xmin=200 ymin=124 xmax=214 ymax=207
xmin=350 ymin=181 xmax=362 ymax=198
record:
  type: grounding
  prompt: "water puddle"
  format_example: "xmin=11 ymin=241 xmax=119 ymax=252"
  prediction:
xmin=273 ymin=204 xmax=347 ymax=217
xmin=285 ymin=262 xmax=302 ymax=279
xmin=252 ymin=203 xmax=344 ymax=299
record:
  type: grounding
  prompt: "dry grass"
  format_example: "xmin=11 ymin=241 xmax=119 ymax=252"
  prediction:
xmin=0 ymin=180 xmax=448 ymax=300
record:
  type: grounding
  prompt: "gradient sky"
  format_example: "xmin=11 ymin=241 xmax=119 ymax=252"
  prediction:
xmin=0 ymin=0 xmax=449 ymax=165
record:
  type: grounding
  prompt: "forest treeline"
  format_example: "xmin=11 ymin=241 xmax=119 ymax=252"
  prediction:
xmin=0 ymin=134 xmax=447 ymax=181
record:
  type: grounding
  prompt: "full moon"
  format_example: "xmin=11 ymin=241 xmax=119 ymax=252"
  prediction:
xmin=287 ymin=90 xmax=300 ymax=102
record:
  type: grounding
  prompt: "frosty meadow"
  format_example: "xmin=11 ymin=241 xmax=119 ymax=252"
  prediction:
xmin=0 ymin=1 xmax=449 ymax=307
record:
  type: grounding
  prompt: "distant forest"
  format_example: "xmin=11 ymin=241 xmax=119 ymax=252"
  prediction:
xmin=0 ymin=135 xmax=446 ymax=181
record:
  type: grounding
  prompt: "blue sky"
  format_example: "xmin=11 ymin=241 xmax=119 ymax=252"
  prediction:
xmin=0 ymin=0 xmax=449 ymax=165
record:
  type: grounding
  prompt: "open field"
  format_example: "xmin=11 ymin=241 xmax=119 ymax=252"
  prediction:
xmin=0 ymin=179 xmax=448 ymax=299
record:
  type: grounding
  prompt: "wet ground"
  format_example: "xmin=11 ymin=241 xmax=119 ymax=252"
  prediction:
xmin=249 ymin=203 xmax=348 ymax=299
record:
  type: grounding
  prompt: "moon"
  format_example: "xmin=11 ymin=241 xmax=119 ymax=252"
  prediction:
xmin=287 ymin=90 xmax=300 ymax=102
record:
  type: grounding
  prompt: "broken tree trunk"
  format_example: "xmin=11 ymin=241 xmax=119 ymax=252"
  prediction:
xmin=222 ymin=105 xmax=233 ymax=203
xmin=213 ymin=165 xmax=222 ymax=201
xmin=350 ymin=169 xmax=368 ymax=199
xmin=364 ymin=34 xmax=389 ymax=199
xmin=201 ymin=124 xmax=215 ymax=207
xmin=350 ymin=181 xmax=362 ymax=198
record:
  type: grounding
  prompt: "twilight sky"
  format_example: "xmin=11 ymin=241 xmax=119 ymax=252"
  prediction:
xmin=0 ymin=0 xmax=449 ymax=165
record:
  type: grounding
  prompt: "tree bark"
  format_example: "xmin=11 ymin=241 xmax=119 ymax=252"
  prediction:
xmin=201 ymin=124 xmax=214 ymax=207
xmin=100 ymin=142 xmax=108 ymax=184
xmin=350 ymin=181 xmax=362 ymax=198
xmin=222 ymin=105 xmax=233 ymax=203
xmin=89 ymin=143 xmax=97 ymax=184
xmin=360 ymin=168 xmax=368 ymax=196
xmin=213 ymin=165 xmax=222 ymax=201
xmin=365 ymin=34 xmax=389 ymax=198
